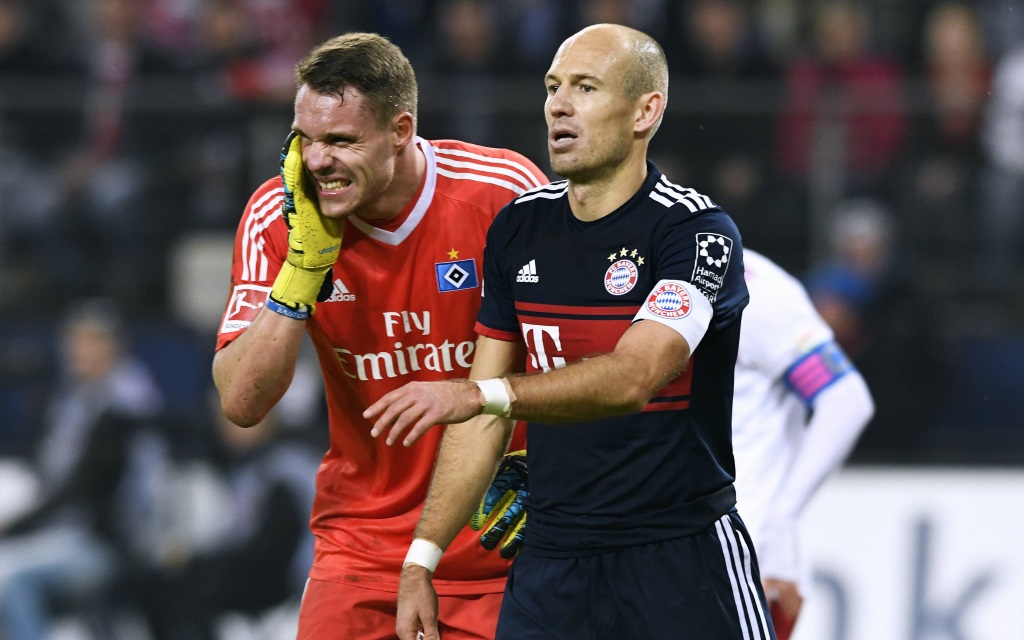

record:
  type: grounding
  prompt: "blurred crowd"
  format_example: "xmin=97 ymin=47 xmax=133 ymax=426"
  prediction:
xmin=1 ymin=0 xmax=1024 ymax=635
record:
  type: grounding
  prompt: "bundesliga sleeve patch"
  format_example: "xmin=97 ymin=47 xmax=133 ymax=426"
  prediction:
xmin=435 ymin=258 xmax=480 ymax=292
xmin=690 ymin=233 xmax=734 ymax=303
xmin=220 ymin=284 xmax=272 ymax=333
xmin=633 ymin=279 xmax=713 ymax=352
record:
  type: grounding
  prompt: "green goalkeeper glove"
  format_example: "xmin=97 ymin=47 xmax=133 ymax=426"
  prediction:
xmin=270 ymin=131 xmax=344 ymax=313
xmin=470 ymin=450 xmax=527 ymax=559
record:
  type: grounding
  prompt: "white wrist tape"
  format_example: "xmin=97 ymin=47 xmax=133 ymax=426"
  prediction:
xmin=476 ymin=378 xmax=514 ymax=417
xmin=403 ymin=538 xmax=443 ymax=572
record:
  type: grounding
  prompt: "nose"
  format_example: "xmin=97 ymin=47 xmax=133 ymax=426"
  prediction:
xmin=547 ymin=85 xmax=572 ymax=118
xmin=303 ymin=141 xmax=333 ymax=173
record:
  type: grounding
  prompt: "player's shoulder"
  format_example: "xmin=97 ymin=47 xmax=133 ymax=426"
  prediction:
xmin=242 ymin=175 xmax=286 ymax=221
xmin=644 ymin=171 xmax=722 ymax=219
xmin=427 ymin=138 xmax=547 ymax=200
xmin=743 ymin=249 xmax=815 ymax=312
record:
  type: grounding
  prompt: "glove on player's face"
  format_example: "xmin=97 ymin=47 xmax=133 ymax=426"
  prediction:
xmin=270 ymin=132 xmax=344 ymax=311
xmin=281 ymin=131 xmax=344 ymax=271
xmin=470 ymin=450 xmax=527 ymax=559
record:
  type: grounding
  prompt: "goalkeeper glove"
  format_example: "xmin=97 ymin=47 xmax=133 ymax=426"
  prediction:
xmin=470 ymin=450 xmax=527 ymax=559
xmin=270 ymin=131 xmax=344 ymax=314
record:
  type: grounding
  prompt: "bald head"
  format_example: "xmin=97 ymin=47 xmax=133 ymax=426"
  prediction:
xmin=557 ymin=24 xmax=668 ymax=136
xmin=564 ymin=25 xmax=668 ymax=100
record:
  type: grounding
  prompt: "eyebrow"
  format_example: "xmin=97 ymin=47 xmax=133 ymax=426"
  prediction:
xmin=546 ymin=72 xmax=602 ymax=84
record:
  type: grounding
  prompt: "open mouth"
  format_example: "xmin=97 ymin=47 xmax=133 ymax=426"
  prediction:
xmin=318 ymin=179 xmax=352 ymax=191
xmin=549 ymin=130 xmax=578 ymax=150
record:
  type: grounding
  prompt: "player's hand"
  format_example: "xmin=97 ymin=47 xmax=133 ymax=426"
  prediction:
xmin=365 ymin=380 xmax=483 ymax=446
xmin=470 ymin=450 xmax=527 ymax=559
xmin=396 ymin=564 xmax=440 ymax=640
xmin=270 ymin=131 xmax=344 ymax=312
xmin=764 ymin=578 xmax=802 ymax=640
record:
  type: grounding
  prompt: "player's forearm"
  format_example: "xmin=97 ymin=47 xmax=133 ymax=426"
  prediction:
xmin=414 ymin=416 xmax=512 ymax=549
xmin=507 ymin=321 xmax=688 ymax=423
xmin=212 ymin=309 xmax=305 ymax=427
xmin=774 ymin=372 xmax=874 ymax=519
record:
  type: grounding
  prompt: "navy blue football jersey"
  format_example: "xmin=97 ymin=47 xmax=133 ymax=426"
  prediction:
xmin=475 ymin=163 xmax=749 ymax=557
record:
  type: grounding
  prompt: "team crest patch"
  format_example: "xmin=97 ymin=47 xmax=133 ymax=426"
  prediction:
xmin=646 ymin=282 xmax=692 ymax=319
xmin=604 ymin=259 xmax=639 ymax=295
xmin=691 ymin=233 xmax=733 ymax=303
xmin=435 ymin=258 xmax=479 ymax=292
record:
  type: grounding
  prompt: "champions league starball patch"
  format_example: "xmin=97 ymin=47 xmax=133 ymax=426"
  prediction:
xmin=604 ymin=259 xmax=639 ymax=295
xmin=646 ymin=282 xmax=692 ymax=319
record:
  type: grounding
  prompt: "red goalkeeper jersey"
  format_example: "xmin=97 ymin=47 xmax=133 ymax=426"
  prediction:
xmin=216 ymin=138 xmax=547 ymax=594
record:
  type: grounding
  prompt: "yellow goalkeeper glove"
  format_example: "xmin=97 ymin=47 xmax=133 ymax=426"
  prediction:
xmin=470 ymin=450 xmax=527 ymax=559
xmin=270 ymin=131 xmax=344 ymax=314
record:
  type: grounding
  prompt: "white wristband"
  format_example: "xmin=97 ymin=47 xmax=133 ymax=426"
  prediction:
xmin=403 ymin=538 xmax=443 ymax=572
xmin=476 ymin=378 xmax=513 ymax=417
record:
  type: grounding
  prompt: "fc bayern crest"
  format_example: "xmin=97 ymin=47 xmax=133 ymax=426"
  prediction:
xmin=646 ymin=282 xmax=692 ymax=319
xmin=604 ymin=259 xmax=639 ymax=295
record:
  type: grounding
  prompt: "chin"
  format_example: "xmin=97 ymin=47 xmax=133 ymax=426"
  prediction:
xmin=319 ymin=205 xmax=353 ymax=220
xmin=548 ymin=155 xmax=575 ymax=179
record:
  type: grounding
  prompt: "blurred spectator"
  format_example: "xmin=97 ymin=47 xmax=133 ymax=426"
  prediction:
xmin=0 ymin=0 xmax=64 ymax=73
xmin=921 ymin=3 xmax=991 ymax=151
xmin=206 ymin=0 xmax=327 ymax=103
xmin=667 ymin=0 xmax=778 ymax=79
xmin=129 ymin=398 xmax=318 ymax=640
xmin=493 ymin=0 xmax=570 ymax=74
xmin=803 ymin=199 xmax=945 ymax=461
xmin=660 ymin=0 xmax=789 ymax=266
xmin=433 ymin=0 xmax=501 ymax=144
xmin=898 ymin=2 xmax=990 ymax=298
xmin=574 ymin=0 xmax=666 ymax=39
xmin=11 ymin=0 xmax=188 ymax=313
xmin=0 ymin=299 xmax=166 ymax=639
xmin=775 ymin=1 xmax=907 ymax=198
xmin=805 ymin=198 xmax=897 ymax=355
xmin=979 ymin=39 xmax=1024 ymax=296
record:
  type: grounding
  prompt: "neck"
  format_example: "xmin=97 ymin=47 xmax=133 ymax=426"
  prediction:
xmin=567 ymin=148 xmax=649 ymax=222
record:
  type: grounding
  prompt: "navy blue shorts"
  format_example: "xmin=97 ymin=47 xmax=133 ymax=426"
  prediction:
xmin=496 ymin=512 xmax=776 ymax=640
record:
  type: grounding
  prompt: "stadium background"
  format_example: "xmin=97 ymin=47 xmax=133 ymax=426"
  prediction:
xmin=0 ymin=0 xmax=1021 ymax=638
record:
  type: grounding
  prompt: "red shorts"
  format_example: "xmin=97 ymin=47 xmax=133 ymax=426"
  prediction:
xmin=297 ymin=577 xmax=503 ymax=640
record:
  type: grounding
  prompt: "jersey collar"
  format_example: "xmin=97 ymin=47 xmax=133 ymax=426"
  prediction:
xmin=347 ymin=137 xmax=436 ymax=246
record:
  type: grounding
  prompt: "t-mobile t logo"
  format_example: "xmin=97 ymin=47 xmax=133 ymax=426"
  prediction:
xmin=521 ymin=322 xmax=566 ymax=372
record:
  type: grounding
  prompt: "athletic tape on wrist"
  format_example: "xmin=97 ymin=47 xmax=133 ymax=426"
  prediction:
xmin=403 ymin=538 xmax=443 ymax=572
xmin=265 ymin=298 xmax=310 ymax=321
xmin=476 ymin=378 xmax=514 ymax=417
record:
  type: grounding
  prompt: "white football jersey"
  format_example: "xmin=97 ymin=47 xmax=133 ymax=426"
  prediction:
xmin=733 ymin=251 xmax=835 ymax=571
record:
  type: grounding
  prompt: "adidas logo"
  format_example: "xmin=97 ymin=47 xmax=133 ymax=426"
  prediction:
xmin=327 ymin=278 xmax=356 ymax=302
xmin=516 ymin=259 xmax=539 ymax=283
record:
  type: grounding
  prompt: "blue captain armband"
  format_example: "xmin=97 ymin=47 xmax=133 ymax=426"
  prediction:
xmin=783 ymin=340 xmax=854 ymax=407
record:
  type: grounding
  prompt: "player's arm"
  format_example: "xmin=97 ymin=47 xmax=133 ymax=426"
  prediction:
xmin=395 ymin=335 xmax=520 ymax=640
xmin=760 ymin=350 xmax=874 ymax=575
xmin=213 ymin=312 xmax=306 ymax=427
xmin=214 ymin=132 xmax=342 ymax=427
xmin=505 ymin=318 xmax=690 ymax=421
xmin=775 ymin=360 xmax=873 ymax=525
xmin=366 ymin=281 xmax=707 ymax=445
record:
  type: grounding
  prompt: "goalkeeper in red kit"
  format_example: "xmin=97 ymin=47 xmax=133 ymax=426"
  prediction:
xmin=212 ymin=33 xmax=546 ymax=639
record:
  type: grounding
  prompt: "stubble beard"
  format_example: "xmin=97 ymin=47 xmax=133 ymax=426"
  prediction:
xmin=549 ymin=136 xmax=631 ymax=185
